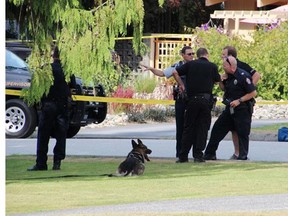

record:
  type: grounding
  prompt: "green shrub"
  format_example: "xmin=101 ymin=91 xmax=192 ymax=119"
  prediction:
xmin=133 ymin=74 xmax=159 ymax=93
xmin=127 ymin=106 xmax=175 ymax=123
xmin=143 ymin=108 xmax=168 ymax=122
xmin=127 ymin=111 xmax=146 ymax=123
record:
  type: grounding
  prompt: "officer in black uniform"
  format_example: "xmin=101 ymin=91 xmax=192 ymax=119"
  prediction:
xmin=141 ymin=46 xmax=195 ymax=158
xmin=222 ymin=46 xmax=261 ymax=84
xmin=204 ymin=56 xmax=257 ymax=160
xmin=28 ymin=46 xmax=71 ymax=171
xmin=222 ymin=46 xmax=261 ymax=159
xmin=173 ymin=48 xmax=220 ymax=163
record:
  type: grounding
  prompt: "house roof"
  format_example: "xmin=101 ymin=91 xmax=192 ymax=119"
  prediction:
xmin=240 ymin=4 xmax=288 ymax=24
xmin=209 ymin=4 xmax=288 ymax=24
xmin=206 ymin=0 xmax=288 ymax=7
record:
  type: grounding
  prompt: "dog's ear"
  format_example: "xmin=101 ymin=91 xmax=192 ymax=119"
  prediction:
xmin=137 ymin=139 xmax=143 ymax=145
xmin=132 ymin=140 xmax=138 ymax=148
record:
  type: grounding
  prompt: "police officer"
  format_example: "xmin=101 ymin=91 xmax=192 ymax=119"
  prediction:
xmin=173 ymin=48 xmax=220 ymax=163
xmin=222 ymin=46 xmax=261 ymax=159
xmin=204 ymin=56 xmax=257 ymax=160
xmin=28 ymin=46 xmax=71 ymax=171
xmin=141 ymin=46 xmax=194 ymax=159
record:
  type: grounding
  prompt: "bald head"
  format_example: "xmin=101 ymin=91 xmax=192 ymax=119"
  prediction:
xmin=223 ymin=56 xmax=237 ymax=74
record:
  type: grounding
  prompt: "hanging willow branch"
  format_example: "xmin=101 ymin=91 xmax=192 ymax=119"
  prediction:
xmin=9 ymin=0 xmax=164 ymax=105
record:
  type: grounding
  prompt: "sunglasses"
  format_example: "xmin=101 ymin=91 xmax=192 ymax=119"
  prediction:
xmin=186 ymin=52 xmax=195 ymax=56
xmin=225 ymin=57 xmax=231 ymax=66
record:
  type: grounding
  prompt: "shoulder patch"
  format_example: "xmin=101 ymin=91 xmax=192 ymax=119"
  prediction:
xmin=246 ymin=78 xmax=251 ymax=84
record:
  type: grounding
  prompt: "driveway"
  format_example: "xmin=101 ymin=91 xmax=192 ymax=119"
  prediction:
xmin=10 ymin=194 xmax=288 ymax=216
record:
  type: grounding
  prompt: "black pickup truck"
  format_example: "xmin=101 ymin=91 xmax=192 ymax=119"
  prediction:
xmin=5 ymin=45 xmax=107 ymax=138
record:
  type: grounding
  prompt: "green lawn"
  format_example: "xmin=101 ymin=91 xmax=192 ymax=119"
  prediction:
xmin=6 ymin=155 xmax=288 ymax=215
xmin=252 ymin=123 xmax=287 ymax=132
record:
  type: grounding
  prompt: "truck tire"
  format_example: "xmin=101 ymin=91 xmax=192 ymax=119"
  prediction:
xmin=93 ymin=103 xmax=107 ymax=124
xmin=66 ymin=125 xmax=81 ymax=138
xmin=93 ymin=84 xmax=107 ymax=124
xmin=6 ymin=99 xmax=37 ymax=138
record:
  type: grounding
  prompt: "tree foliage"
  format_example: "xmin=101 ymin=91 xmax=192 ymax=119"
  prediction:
xmin=9 ymin=0 xmax=164 ymax=105
xmin=142 ymin=0 xmax=221 ymax=33
xmin=179 ymin=0 xmax=221 ymax=32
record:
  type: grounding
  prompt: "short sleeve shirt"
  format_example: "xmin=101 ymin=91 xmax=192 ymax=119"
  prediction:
xmin=163 ymin=61 xmax=184 ymax=78
xmin=237 ymin=59 xmax=256 ymax=76
xmin=224 ymin=68 xmax=256 ymax=100
xmin=176 ymin=57 xmax=220 ymax=97
xmin=163 ymin=61 xmax=186 ymax=87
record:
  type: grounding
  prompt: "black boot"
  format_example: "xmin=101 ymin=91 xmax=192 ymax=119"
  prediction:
xmin=52 ymin=160 xmax=61 ymax=170
xmin=27 ymin=164 xmax=48 ymax=171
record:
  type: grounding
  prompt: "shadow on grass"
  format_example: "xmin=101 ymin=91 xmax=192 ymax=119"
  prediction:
xmin=6 ymin=155 xmax=288 ymax=182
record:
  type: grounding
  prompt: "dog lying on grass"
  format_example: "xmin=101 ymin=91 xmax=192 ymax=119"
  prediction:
xmin=109 ymin=139 xmax=152 ymax=177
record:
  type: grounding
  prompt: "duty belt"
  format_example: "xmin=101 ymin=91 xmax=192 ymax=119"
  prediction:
xmin=189 ymin=93 xmax=211 ymax=100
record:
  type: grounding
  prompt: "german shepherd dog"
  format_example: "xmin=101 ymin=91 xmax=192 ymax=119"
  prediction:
xmin=109 ymin=139 xmax=152 ymax=177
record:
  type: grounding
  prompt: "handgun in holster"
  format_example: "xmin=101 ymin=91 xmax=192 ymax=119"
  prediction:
xmin=222 ymin=98 xmax=234 ymax=114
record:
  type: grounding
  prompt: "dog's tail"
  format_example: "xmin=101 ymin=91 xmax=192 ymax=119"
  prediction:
xmin=98 ymin=174 xmax=113 ymax=177
xmin=100 ymin=171 xmax=129 ymax=177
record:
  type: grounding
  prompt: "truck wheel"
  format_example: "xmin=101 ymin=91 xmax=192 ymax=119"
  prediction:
xmin=66 ymin=125 xmax=81 ymax=138
xmin=93 ymin=84 xmax=107 ymax=124
xmin=93 ymin=103 xmax=107 ymax=124
xmin=6 ymin=99 xmax=37 ymax=138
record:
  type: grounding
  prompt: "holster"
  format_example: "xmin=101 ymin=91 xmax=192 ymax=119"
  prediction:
xmin=210 ymin=94 xmax=217 ymax=110
xmin=173 ymin=85 xmax=179 ymax=100
xmin=246 ymin=99 xmax=255 ymax=114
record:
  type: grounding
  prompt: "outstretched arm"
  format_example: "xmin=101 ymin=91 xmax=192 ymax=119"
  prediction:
xmin=140 ymin=64 xmax=165 ymax=77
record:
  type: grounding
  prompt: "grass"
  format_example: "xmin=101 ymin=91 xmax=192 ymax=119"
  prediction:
xmin=252 ymin=123 xmax=287 ymax=132
xmin=6 ymin=155 xmax=288 ymax=215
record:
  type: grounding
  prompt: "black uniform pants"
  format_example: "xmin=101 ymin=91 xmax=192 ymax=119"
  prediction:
xmin=175 ymin=99 xmax=186 ymax=158
xmin=205 ymin=105 xmax=252 ymax=159
xmin=36 ymin=101 xmax=69 ymax=166
xmin=179 ymin=97 xmax=211 ymax=160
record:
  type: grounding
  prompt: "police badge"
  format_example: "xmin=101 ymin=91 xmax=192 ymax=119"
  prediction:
xmin=246 ymin=78 xmax=251 ymax=84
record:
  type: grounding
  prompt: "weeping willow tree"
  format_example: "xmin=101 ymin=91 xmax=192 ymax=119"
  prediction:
xmin=9 ymin=0 xmax=164 ymax=105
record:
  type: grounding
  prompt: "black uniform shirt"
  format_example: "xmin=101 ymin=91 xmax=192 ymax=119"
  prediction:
xmin=175 ymin=61 xmax=186 ymax=88
xmin=224 ymin=68 xmax=256 ymax=100
xmin=176 ymin=57 xmax=220 ymax=97
xmin=46 ymin=60 xmax=70 ymax=100
xmin=237 ymin=59 xmax=256 ymax=77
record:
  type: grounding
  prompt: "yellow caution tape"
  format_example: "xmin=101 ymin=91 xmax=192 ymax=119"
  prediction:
xmin=72 ymin=95 xmax=174 ymax=105
xmin=6 ymin=89 xmax=288 ymax=105
xmin=115 ymin=34 xmax=194 ymax=40
xmin=6 ymin=89 xmax=174 ymax=105
xmin=253 ymin=101 xmax=288 ymax=105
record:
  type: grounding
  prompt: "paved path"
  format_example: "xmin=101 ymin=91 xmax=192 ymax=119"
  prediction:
xmin=76 ymin=118 xmax=288 ymax=141
xmin=10 ymin=194 xmax=288 ymax=216
xmin=6 ymin=138 xmax=288 ymax=162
